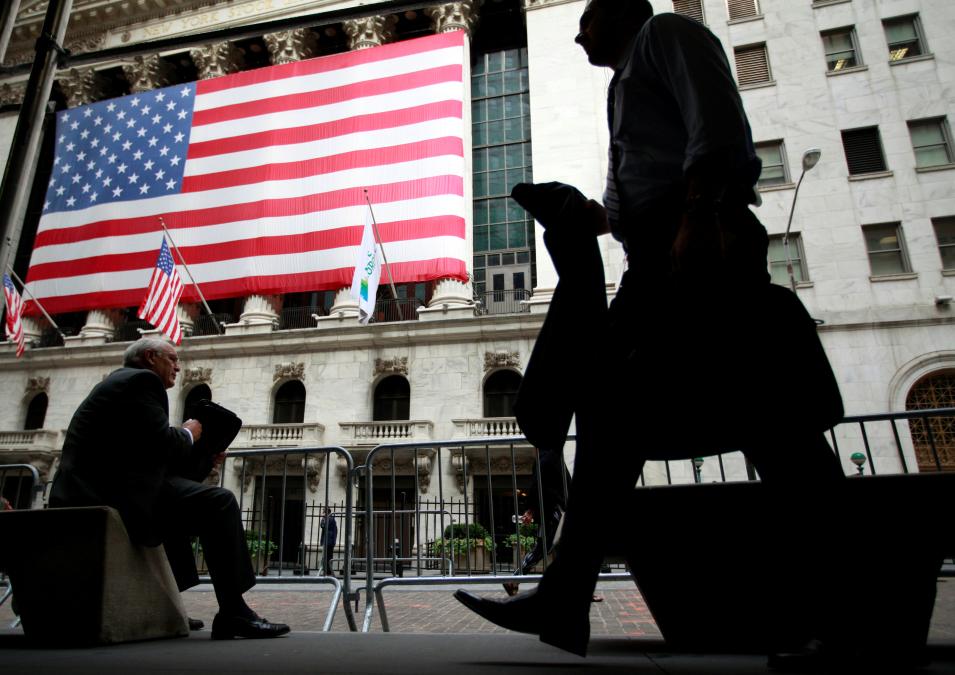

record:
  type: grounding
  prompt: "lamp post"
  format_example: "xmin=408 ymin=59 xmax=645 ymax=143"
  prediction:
xmin=784 ymin=148 xmax=822 ymax=292
xmin=850 ymin=452 xmax=867 ymax=475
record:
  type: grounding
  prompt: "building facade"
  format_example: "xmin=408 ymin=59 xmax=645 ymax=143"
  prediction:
xmin=0 ymin=0 xmax=953 ymax=541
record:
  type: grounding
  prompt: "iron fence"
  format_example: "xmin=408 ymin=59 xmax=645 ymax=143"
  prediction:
xmin=278 ymin=305 xmax=326 ymax=330
xmin=373 ymin=298 xmax=422 ymax=323
xmin=474 ymin=289 xmax=532 ymax=316
xmin=191 ymin=312 xmax=232 ymax=337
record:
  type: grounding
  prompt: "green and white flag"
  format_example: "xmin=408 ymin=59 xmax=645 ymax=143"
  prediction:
xmin=350 ymin=207 xmax=381 ymax=325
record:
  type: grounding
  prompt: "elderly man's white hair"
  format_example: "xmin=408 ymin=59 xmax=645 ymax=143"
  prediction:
xmin=124 ymin=337 xmax=175 ymax=368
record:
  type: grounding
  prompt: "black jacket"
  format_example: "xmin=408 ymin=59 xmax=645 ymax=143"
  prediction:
xmin=50 ymin=367 xmax=194 ymax=545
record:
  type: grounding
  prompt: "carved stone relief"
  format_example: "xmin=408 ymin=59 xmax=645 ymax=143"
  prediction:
xmin=274 ymin=362 xmax=305 ymax=382
xmin=0 ymin=81 xmax=27 ymax=105
xmin=25 ymin=377 xmax=50 ymax=395
xmin=190 ymin=41 xmax=244 ymax=80
xmin=57 ymin=67 xmax=107 ymax=107
xmin=374 ymin=357 xmax=409 ymax=377
xmin=122 ymin=53 xmax=174 ymax=93
xmin=232 ymin=454 xmax=327 ymax=493
xmin=425 ymin=1 xmax=482 ymax=36
xmin=484 ymin=351 xmax=520 ymax=372
xmin=338 ymin=448 xmax=436 ymax=493
xmin=181 ymin=367 xmax=212 ymax=386
xmin=451 ymin=447 xmax=535 ymax=490
xmin=263 ymin=29 xmax=316 ymax=65
xmin=342 ymin=15 xmax=397 ymax=51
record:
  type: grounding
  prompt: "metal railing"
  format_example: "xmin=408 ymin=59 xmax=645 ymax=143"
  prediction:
xmin=204 ymin=446 xmax=358 ymax=632
xmin=373 ymin=298 xmax=422 ymax=323
xmin=474 ymin=289 xmax=532 ymax=316
xmin=113 ymin=319 xmax=152 ymax=343
xmin=191 ymin=312 xmax=233 ymax=337
xmin=278 ymin=305 xmax=326 ymax=330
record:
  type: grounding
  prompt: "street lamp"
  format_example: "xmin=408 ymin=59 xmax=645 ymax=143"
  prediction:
xmin=850 ymin=452 xmax=867 ymax=475
xmin=784 ymin=148 xmax=822 ymax=292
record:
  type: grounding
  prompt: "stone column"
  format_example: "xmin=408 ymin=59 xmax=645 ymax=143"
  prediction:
xmin=21 ymin=316 xmax=43 ymax=346
xmin=232 ymin=294 xmax=282 ymax=335
xmin=189 ymin=41 xmax=244 ymax=80
xmin=418 ymin=2 xmax=482 ymax=321
xmin=317 ymin=16 xmax=397 ymax=326
xmin=342 ymin=15 xmax=398 ymax=50
xmin=72 ymin=308 xmax=124 ymax=345
xmin=263 ymin=29 xmax=315 ymax=65
xmin=121 ymin=53 xmax=173 ymax=93
xmin=57 ymin=67 xmax=106 ymax=108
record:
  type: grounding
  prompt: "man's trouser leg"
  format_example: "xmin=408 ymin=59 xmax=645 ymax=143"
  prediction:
xmin=161 ymin=476 xmax=255 ymax=608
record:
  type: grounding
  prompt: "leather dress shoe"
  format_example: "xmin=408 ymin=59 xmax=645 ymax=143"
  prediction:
xmin=187 ymin=617 xmax=204 ymax=631
xmin=211 ymin=612 xmax=290 ymax=640
xmin=453 ymin=589 xmax=588 ymax=656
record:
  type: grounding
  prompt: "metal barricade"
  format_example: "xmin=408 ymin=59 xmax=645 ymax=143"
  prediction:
xmin=0 ymin=464 xmax=43 ymax=624
xmin=355 ymin=408 xmax=955 ymax=631
xmin=199 ymin=446 xmax=358 ymax=632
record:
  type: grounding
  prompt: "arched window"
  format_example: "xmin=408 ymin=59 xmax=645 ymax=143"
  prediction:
xmin=24 ymin=393 xmax=48 ymax=430
xmin=273 ymin=380 xmax=306 ymax=424
xmin=905 ymin=370 xmax=955 ymax=471
xmin=182 ymin=384 xmax=211 ymax=424
xmin=483 ymin=370 xmax=522 ymax=418
xmin=373 ymin=376 xmax=410 ymax=421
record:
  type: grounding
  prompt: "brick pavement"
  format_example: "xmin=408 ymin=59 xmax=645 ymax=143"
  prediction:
xmin=3 ymin=578 xmax=954 ymax=640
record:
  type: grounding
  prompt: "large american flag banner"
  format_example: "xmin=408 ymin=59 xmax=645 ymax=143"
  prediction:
xmin=24 ymin=31 xmax=468 ymax=316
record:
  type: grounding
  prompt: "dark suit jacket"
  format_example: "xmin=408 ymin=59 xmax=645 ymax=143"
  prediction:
xmin=50 ymin=367 xmax=195 ymax=546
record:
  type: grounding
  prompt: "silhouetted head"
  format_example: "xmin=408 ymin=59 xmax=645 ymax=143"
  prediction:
xmin=575 ymin=0 xmax=653 ymax=68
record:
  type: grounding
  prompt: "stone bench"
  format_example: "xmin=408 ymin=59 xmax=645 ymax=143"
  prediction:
xmin=0 ymin=506 xmax=188 ymax=645
xmin=621 ymin=473 xmax=955 ymax=657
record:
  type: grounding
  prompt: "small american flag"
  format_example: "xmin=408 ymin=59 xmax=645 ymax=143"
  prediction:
xmin=25 ymin=31 xmax=467 ymax=316
xmin=138 ymin=238 xmax=183 ymax=344
xmin=3 ymin=274 xmax=25 ymax=357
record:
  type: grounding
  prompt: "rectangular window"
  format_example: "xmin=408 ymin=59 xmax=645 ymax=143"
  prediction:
xmin=472 ymin=47 xmax=535 ymax=293
xmin=841 ymin=127 xmax=888 ymax=175
xmin=672 ymin=0 xmax=705 ymax=23
xmin=734 ymin=44 xmax=772 ymax=86
xmin=727 ymin=0 xmax=759 ymax=21
xmin=883 ymin=15 xmax=927 ymax=61
xmin=768 ymin=234 xmax=807 ymax=286
xmin=755 ymin=140 xmax=789 ymax=187
xmin=908 ymin=118 xmax=954 ymax=169
xmin=933 ymin=217 xmax=955 ymax=270
xmin=821 ymin=27 xmax=861 ymax=71
xmin=863 ymin=223 xmax=911 ymax=276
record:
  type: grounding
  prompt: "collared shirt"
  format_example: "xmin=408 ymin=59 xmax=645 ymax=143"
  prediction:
xmin=605 ymin=13 xmax=761 ymax=242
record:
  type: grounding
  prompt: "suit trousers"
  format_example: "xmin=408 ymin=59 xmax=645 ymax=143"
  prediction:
xmin=160 ymin=476 xmax=255 ymax=605
xmin=527 ymin=207 xmax=846 ymax=646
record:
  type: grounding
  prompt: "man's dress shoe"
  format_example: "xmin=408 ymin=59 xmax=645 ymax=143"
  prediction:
xmin=187 ymin=617 xmax=204 ymax=631
xmin=453 ymin=589 xmax=588 ymax=656
xmin=210 ymin=612 xmax=290 ymax=640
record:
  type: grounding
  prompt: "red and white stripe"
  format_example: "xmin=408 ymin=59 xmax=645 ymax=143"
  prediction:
xmin=3 ymin=277 xmax=25 ymax=357
xmin=25 ymin=31 xmax=467 ymax=316
xmin=138 ymin=263 xmax=184 ymax=345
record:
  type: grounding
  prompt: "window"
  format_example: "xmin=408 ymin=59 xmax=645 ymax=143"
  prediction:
xmin=483 ymin=370 xmax=522 ymax=418
xmin=862 ymin=223 xmax=911 ymax=276
xmin=373 ymin=375 xmax=410 ymax=421
xmin=933 ymin=217 xmax=955 ymax=270
xmin=472 ymin=47 xmax=535 ymax=296
xmin=755 ymin=141 xmax=789 ymax=187
xmin=733 ymin=44 xmax=772 ymax=87
xmin=841 ymin=127 xmax=888 ymax=175
xmin=883 ymin=15 xmax=927 ymax=62
xmin=821 ymin=27 xmax=861 ymax=71
xmin=905 ymin=370 xmax=955 ymax=471
xmin=908 ymin=118 xmax=954 ymax=169
xmin=727 ymin=0 xmax=759 ymax=21
xmin=273 ymin=380 xmax=306 ymax=424
xmin=768 ymin=234 xmax=807 ymax=286
xmin=672 ymin=0 xmax=705 ymax=23
xmin=24 ymin=393 xmax=48 ymax=430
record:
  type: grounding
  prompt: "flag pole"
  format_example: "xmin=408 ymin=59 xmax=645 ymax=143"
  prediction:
xmin=158 ymin=217 xmax=223 ymax=335
xmin=363 ymin=190 xmax=403 ymax=321
xmin=7 ymin=267 xmax=66 ymax=342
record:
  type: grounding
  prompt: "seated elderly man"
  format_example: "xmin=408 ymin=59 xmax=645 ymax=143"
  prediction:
xmin=50 ymin=337 xmax=289 ymax=640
